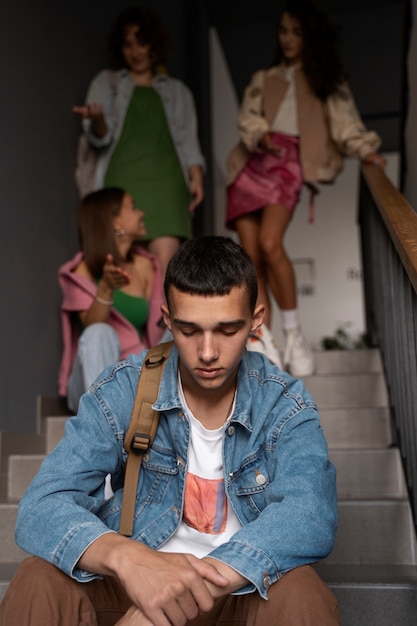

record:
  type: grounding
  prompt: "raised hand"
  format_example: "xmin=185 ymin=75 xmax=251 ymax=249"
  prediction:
xmin=73 ymin=103 xmax=108 ymax=139
xmin=73 ymin=103 xmax=104 ymax=121
xmin=100 ymin=254 xmax=131 ymax=292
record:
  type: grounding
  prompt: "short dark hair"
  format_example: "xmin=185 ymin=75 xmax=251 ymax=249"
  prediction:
xmin=164 ymin=236 xmax=258 ymax=312
xmin=78 ymin=187 xmax=126 ymax=278
xmin=108 ymin=5 xmax=172 ymax=72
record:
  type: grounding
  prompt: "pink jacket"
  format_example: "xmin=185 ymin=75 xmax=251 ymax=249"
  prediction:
xmin=57 ymin=248 xmax=165 ymax=397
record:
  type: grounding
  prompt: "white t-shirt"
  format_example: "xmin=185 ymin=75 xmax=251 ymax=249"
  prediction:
xmin=271 ymin=64 xmax=300 ymax=137
xmin=158 ymin=379 xmax=242 ymax=558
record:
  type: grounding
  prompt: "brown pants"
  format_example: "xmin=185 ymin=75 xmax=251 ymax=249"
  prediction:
xmin=0 ymin=556 xmax=340 ymax=626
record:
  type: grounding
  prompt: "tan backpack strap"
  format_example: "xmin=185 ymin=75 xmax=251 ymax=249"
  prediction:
xmin=119 ymin=341 xmax=173 ymax=536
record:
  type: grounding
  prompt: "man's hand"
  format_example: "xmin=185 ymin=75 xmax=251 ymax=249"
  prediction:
xmin=202 ymin=557 xmax=248 ymax=598
xmin=117 ymin=549 xmax=228 ymax=626
xmin=115 ymin=605 xmax=153 ymax=626
xmin=78 ymin=535 xmax=229 ymax=626
xmin=113 ymin=555 xmax=249 ymax=625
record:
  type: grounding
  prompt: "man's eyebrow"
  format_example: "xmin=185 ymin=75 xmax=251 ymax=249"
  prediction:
xmin=172 ymin=319 xmax=198 ymax=327
xmin=172 ymin=318 xmax=247 ymax=328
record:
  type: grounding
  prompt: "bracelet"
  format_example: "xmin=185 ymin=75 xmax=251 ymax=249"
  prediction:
xmin=95 ymin=295 xmax=114 ymax=306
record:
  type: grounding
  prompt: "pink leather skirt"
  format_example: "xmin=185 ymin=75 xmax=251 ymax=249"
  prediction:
xmin=226 ymin=133 xmax=303 ymax=231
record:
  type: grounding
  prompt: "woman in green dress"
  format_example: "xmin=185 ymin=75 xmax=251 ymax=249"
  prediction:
xmin=73 ymin=6 xmax=205 ymax=277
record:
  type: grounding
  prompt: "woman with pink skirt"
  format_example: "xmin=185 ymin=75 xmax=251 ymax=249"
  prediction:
xmin=226 ymin=0 xmax=385 ymax=377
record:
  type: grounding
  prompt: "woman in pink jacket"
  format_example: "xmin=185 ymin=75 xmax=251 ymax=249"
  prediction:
xmin=226 ymin=0 xmax=385 ymax=378
xmin=58 ymin=187 xmax=165 ymax=411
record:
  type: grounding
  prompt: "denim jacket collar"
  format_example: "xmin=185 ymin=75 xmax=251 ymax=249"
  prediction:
xmin=154 ymin=344 xmax=255 ymax=432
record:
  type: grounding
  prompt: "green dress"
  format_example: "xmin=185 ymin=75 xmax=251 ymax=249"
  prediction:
xmin=104 ymin=86 xmax=191 ymax=241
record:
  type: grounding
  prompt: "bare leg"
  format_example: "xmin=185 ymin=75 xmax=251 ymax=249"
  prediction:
xmin=257 ymin=204 xmax=314 ymax=376
xmin=147 ymin=236 xmax=181 ymax=279
xmin=258 ymin=203 xmax=296 ymax=311
xmin=235 ymin=213 xmax=272 ymax=326
xmin=235 ymin=212 xmax=282 ymax=368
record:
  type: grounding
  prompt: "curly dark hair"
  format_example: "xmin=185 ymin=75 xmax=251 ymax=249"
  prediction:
xmin=274 ymin=0 xmax=347 ymax=100
xmin=108 ymin=5 xmax=172 ymax=73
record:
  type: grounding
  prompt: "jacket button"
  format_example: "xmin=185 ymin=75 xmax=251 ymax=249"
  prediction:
xmin=227 ymin=425 xmax=235 ymax=436
xmin=262 ymin=574 xmax=271 ymax=588
xmin=256 ymin=473 xmax=266 ymax=485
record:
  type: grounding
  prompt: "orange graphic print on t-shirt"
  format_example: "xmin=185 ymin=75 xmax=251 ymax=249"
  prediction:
xmin=183 ymin=473 xmax=227 ymax=534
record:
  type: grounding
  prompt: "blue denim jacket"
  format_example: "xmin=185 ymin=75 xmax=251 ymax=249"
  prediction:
xmin=16 ymin=347 xmax=337 ymax=599
xmin=82 ymin=69 xmax=205 ymax=190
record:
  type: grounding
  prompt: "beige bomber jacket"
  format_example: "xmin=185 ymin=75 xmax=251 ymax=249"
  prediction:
xmin=226 ymin=65 xmax=381 ymax=186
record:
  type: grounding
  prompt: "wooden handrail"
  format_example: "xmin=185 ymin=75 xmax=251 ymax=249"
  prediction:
xmin=361 ymin=163 xmax=417 ymax=293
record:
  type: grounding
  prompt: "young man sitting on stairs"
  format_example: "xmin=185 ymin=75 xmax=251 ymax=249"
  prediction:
xmin=0 ymin=236 xmax=340 ymax=626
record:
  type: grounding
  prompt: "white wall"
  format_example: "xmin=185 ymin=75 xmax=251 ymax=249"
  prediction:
xmin=210 ymin=28 xmax=399 ymax=351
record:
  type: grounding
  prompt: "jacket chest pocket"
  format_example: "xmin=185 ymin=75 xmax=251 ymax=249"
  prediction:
xmin=233 ymin=454 xmax=277 ymax=518
xmin=138 ymin=447 xmax=179 ymax=504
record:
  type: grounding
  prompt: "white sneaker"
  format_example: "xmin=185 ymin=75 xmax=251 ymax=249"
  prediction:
xmin=283 ymin=327 xmax=315 ymax=377
xmin=247 ymin=325 xmax=283 ymax=369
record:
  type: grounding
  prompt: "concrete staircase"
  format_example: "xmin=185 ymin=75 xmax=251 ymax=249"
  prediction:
xmin=0 ymin=396 xmax=72 ymax=601
xmin=307 ymin=350 xmax=417 ymax=625
xmin=1 ymin=349 xmax=417 ymax=624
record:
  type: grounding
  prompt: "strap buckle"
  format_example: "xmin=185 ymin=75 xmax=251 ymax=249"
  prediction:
xmin=145 ymin=355 xmax=166 ymax=368
xmin=130 ymin=432 xmax=151 ymax=455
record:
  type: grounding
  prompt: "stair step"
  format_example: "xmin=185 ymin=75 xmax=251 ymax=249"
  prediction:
xmin=0 ymin=432 xmax=45 ymax=471
xmin=37 ymin=395 xmax=71 ymax=432
xmin=315 ymin=562 xmax=417 ymax=585
xmin=0 ymin=503 xmax=28 ymax=563
xmin=303 ymin=372 xmax=388 ymax=408
xmin=0 ymin=562 xmax=20 ymax=603
xmin=0 ymin=432 xmax=45 ymax=500
xmin=314 ymin=564 xmax=417 ymax=626
xmin=320 ymin=406 xmax=392 ymax=449
xmin=13 ymin=437 xmax=404 ymax=501
xmin=7 ymin=455 xmax=44 ymax=501
xmin=313 ymin=349 xmax=383 ymax=374
xmin=327 ymin=501 xmax=417 ymax=564
xmin=330 ymin=448 xmax=408 ymax=499
xmin=44 ymin=416 xmax=69 ymax=453
xmin=37 ymin=394 xmax=71 ymax=417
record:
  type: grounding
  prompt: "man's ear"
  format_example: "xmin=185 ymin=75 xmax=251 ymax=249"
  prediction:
xmin=161 ymin=304 xmax=172 ymax=331
xmin=250 ymin=304 xmax=265 ymax=335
